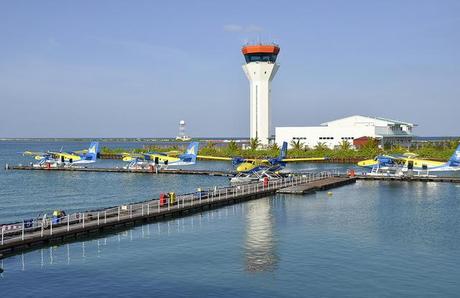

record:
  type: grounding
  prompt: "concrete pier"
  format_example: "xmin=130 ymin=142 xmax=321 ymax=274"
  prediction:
xmin=7 ymin=165 xmax=235 ymax=177
xmin=277 ymin=177 xmax=356 ymax=194
xmin=355 ymin=175 xmax=460 ymax=183
xmin=0 ymin=172 xmax=353 ymax=258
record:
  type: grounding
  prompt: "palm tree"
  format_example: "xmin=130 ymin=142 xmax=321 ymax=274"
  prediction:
xmin=314 ymin=142 xmax=328 ymax=151
xmin=249 ymin=138 xmax=260 ymax=150
xmin=362 ymin=138 xmax=379 ymax=150
xmin=269 ymin=142 xmax=280 ymax=151
xmin=205 ymin=141 xmax=216 ymax=149
xmin=227 ymin=140 xmax=238 ymax=152
xmin=338 ymin=140 xmax=351 ymax=151
xmin=290 ymin=139 xmax=304 ymax=151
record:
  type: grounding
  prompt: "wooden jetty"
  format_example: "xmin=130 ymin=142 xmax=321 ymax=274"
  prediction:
xmin=0 ymin=172 xmax=352 ymax=258
xmin=6 ymin=165 xmax=235 ymax=177
xmin=277 ymin=176 xmax=356 ymax=194
xmin=355 ymin=175 xmax=460 ymax=183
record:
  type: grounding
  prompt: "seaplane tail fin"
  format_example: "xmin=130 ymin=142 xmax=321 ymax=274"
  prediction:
xmin=180 ymin=142 xmax=199 ymax=163
xmin=278 ymin=142 xmax=288 ymax=160
xmin=85 ymin=141 xmax=99 ymax=161
xmin=448 ymin=144 xmax=460 ymax=167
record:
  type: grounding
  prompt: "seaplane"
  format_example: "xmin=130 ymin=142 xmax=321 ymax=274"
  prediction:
xmin=21 ymin=141 xmax=100 ymax=168
xmin=121 ymin=142 xmax=199 ymax=170
xmin=358 ymin=144 xmax=460 ymax=176
xmin=200 ymin=142 xmax=326 ymax=184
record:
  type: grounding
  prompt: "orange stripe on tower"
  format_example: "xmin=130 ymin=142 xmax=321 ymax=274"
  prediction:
xmin=242 ymin=45 xmax=280 ymax=55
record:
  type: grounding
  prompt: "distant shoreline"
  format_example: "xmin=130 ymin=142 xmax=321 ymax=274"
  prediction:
xmin=0 ymin=137 xmax=250 ymax=142
xmin=1 ymin=136 xmax=459 ymax=142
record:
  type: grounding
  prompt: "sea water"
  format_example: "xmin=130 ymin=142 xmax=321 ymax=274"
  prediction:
xmin=0 ymin=141 xmax=459 ymax=297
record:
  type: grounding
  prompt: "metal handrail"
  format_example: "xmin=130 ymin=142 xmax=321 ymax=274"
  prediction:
xmin=1 ymin=171 xmax=336 ymax=245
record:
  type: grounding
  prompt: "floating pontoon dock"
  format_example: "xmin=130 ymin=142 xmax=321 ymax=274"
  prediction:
xmin=6 ymin=165 xmax=235 ymax=177
xmin=277 ymin=176 xmax=356 ymax=194
xmin=0 ymin=172 xmax=354 ymax=257
xmin=355 ymin=175 xmax=460 ymax=183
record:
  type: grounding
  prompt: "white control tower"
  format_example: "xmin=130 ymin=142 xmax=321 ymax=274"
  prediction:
xmin=242 ymin=44 xmax=280 ymax=145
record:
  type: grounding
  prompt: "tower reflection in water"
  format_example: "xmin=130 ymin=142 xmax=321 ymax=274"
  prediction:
xmin=0 ymin=202 xmax=279 ymax=276
xmin=244 ymin=198 xmax=278 ymax=272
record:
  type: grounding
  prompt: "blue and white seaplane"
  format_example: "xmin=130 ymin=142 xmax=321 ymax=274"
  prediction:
xmin=21 ymin=142 xmax=100 ymax=168
xmin=121 ymin=142 xmax=199 ymax=170
xmin=361 ymin=144 xmax=460 ymax=177
xmin=227 ymin=142 xmax=289 ymax=184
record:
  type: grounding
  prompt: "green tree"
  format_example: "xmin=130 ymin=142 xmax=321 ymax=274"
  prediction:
xmin=338 ymin=140 xmax=351 ymax=151
xmin=290 ymin=139 xmax=304 ymax=151
xmin=227 ymin=140 xmax=239 ymax=152
xmin=249 ymin=138 xmax=260 ymax=150
xmin=314 ymin=142 xmax=328 ymax=151
xmin=269 ymin=142 xmax=280 ymax=151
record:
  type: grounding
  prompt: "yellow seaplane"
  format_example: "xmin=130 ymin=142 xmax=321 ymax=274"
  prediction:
xmin=199 ymin=142 xmax=327 ymax=173
xmin=22 ymin=142 xmax=99 ymax=166
xmin=121 ymin=142 xmax=199 ymax=169
xmin=357 ymin=144 xmax=460 ymax=174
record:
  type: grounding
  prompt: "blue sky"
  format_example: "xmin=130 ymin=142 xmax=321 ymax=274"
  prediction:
xmin=0 ymin=0 xmax=459 ymax=137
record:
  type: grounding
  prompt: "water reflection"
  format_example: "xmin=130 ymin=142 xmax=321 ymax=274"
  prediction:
xmin=244 ymin=199 xmax=278 ymax=272
xmin=0 ymin=204 xmax=246 ymax=276
xmin=0 ymin=198 xmax=282 ymax=275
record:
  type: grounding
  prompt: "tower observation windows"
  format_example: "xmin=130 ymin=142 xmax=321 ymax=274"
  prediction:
xmin=244 ymin=53 xmax=278 ymax=63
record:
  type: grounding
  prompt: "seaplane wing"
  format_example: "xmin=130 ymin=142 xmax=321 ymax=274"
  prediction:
xmin=281 ymin=157 xmax=327 ymax=162
xmin=198 ymin=155 xmax=233 ymax=161
xmin=22 ymin=151 xmax=47 ymax=156
xmin=71 ymin=149 xmax=88 ymax=155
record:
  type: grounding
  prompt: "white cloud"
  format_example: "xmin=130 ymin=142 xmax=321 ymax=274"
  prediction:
xmin=223 ymin=24 xmax=244 ymax=32
xmin=223 ymin=24 xmax=263 ymax=33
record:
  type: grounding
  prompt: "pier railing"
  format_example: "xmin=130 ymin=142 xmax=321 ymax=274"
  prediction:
xmin=1 ymin=171 xmax=340 ymax=247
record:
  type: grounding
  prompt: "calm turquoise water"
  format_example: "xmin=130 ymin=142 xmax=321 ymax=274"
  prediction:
xmin=1 ymin=141 xmax=459 ymax=297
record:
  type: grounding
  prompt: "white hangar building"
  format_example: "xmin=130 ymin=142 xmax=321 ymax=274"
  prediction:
xmin=275 ymin=115 xmax=416 ymax=149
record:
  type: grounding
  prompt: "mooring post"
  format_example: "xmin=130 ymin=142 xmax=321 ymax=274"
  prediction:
xmin=67 ymin=215 xmax=70 ymax=232
xmin=104 ymin=211 xmax=107 ymax=224
xmin=41 ymin=221 xmax=44 ymax=237
xmin=50 ymin=220 xmax=53 ymax=236
xmin=82 ymin=213 xmax=85 ymax=228
xmin=22 ymin=221 xmax=25 ymax=241
xmin=1 ymin=226 xmax=4 ymax=245
xmin=130 ymin=205 xmax=133 ymax=218
xmin=118 ymin=207 xmax=120 ymax=221
xmin=97 ymin=212 xmax=100 ymax=226
xmin=158 ymin=200 xmax=160 ymax=212
xmin=147 ymin=203 xmax=150 ymax=215
xmin=142 ymin=204 xmax=144 ymax=216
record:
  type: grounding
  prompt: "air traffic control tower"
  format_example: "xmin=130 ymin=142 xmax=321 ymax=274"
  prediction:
xmin=242 ymin=43 xmax=280 ymax=145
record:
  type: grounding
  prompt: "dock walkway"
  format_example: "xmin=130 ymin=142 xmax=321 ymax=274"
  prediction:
xmin=0 ymin=172 xmax=353 ymax=258
xmin=355 ymin=175 xmax=460 ymax=183
xmin=277 ymin=177 xmax=356 ymax=194
xmin=6 ymin=165 xmax=235 ymax=177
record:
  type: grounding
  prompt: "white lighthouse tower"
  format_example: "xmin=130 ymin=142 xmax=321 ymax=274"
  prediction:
xmin=176 ymin=120 xmax=191 ymax=141
xmin=242 ymin=43 xmax=280 ymax=146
